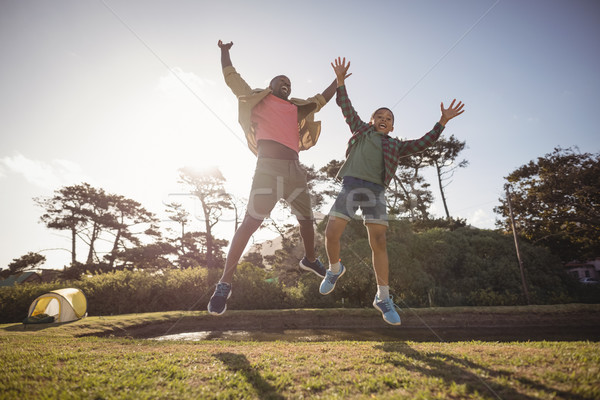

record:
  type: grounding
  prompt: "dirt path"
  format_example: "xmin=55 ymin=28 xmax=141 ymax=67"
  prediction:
xmin=108 ymin=308 xmax=600 ymax=342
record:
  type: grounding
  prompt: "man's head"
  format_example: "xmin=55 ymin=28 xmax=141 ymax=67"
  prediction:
xmin=270 ymin=75 xmax=291 ymax=100
xmin=370 ymin=107 xmax=394 ymax=134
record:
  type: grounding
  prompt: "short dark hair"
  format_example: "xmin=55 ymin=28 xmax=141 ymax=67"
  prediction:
xmin=371 ymin=107 xmax=394 ymax=123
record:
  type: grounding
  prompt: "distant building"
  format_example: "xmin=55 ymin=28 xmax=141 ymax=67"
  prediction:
xmin=0 ymin=269 xmax=62 ymax=287
xmin=0 ymin=271 xmax=42 ymax=287
xmin=565 ymin=258 xmax=600 ymax=280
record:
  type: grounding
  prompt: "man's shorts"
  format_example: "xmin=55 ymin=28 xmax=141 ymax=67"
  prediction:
xmin=246 ymin=158 xmax=313 ymax=220
xmin=329 ymin=176 xmax=388 ymax=226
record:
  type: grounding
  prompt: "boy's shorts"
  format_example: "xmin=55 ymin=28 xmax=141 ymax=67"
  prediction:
xmin=246 ymin=158 xmax=313 ymax=220
xmin=329 ymin=176 xmax=388 ymax=226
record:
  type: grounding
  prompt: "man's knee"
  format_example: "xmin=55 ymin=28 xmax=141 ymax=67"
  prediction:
xmin=297 ymin=217 xmax=314 ymax=227
xmin=240 ymin=214 xmax=264 ymax=233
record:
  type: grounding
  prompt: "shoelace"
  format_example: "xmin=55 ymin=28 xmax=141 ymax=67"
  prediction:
xmin=214 ymin=283 xmax=230 ymax=297
xmin=378 ymin=296 xmax=402 ymax=313
xmin=326 ymin=269 xmax=342 ymax=283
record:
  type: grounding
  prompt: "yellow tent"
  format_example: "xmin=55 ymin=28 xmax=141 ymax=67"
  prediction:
xmin=25 ymin=288 xmax=87 ymax=324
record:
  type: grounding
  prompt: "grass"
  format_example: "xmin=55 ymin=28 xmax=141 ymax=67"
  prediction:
xmin=1 ymin=308 xmax=599 ymax=399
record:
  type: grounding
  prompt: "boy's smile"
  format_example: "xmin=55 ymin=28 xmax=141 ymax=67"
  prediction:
xmin=370 ymin=108 xmax=394 ymax=134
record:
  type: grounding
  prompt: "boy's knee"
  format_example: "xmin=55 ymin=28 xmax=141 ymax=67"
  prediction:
xmin=325 ymin=224 xmax=341 ymax=242
xmin=368 ymin=229 xmax=387 ymax=251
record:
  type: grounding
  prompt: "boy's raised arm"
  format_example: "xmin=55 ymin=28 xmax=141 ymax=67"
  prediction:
xmin=439 ymin=99 xmax=465 ymax=126
xmin=321 ymin=56 xmax=352 ymax=102
xmin=218 ymin=40 xmax=233 ymax=69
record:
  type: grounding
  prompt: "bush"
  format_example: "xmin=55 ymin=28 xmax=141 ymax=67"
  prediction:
xmin=0 ymin=282 xmax=63 ymax=323
xmin=0 ymin=268 xmax=212 ymax=323
xmin=1 ymin=224 xmax=594 ymax=323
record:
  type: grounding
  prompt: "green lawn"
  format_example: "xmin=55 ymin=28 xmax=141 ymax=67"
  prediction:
xmin=1 ymin=310 xmax=599 ymax=399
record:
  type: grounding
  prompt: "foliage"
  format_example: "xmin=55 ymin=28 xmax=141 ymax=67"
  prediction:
xmin=0 ymin=281 xmax=60 ymax=323
xmin=164 ymin=201 xmax=190 ymax=255
xmin=4 ymin=252 xmax=46 ymax=276
xmin=34 ymin=183 xmax=160 ymax=267
xmin=495 ymin=147 xmax=600 ymax=261
xmin=427 ymin=135 xmax=469 ymax=219
xmin=113 ymin=242 xmax=176 ymax=271
xmin=227 ymin=263 xmax=295 ymax=310
xmin=0 ymin=268 xmax=210 ymax=323
xmin=178 ymin=166 xmax=233 ymax=269
xmin=391 ymin=153 xmax=434 ymax=220
xmin=316 ymin=219 xmax=586 ymax=308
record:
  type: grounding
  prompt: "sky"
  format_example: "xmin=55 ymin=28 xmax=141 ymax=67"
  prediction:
xmin=1 ymin=0 xmax=599 ymax=270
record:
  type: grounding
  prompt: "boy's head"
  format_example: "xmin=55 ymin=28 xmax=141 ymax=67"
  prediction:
xmin=270 ymin=75 xmax=291 ymax=100
xmin=370 ymin=107 xmax=394 ymax=134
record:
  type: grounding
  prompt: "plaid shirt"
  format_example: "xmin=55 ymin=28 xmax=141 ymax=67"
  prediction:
xmin=336 ymin=85 xmax=444 ymax=187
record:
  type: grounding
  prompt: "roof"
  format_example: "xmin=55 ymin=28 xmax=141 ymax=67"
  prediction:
xmin=0 ymin=271 xmax=41 ymax=287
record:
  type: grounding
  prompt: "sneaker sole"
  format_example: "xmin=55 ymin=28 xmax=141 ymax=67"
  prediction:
xmin=298 ymin=260 xmax=326 ymax=278
xmin=207 ymin=289 xmax=232 ymax=316
xmin=373 ymin=300 xmax=401 ymax=326
xmin=319 ymin=266 xmax=345 ymax=295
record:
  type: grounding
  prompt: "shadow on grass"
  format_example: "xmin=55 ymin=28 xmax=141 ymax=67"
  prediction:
xmin=213 ymin=352 xmax=284 ymax=400
xmin=376 ymin=342 xmax=593 ymax=400
xmin=2 ymin=320 xmax=77 ymax=332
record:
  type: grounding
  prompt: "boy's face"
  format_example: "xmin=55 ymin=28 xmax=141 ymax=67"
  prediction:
xmin=370 ymin=108 xmax=394 ymax=134
xmin=270 ymin=75 xmax=291 ymax=100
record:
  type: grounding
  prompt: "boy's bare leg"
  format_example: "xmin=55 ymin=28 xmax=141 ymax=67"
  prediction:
xmin=366 ymin=222 xmax=400 ymax=325
xmin=298 ymin=218 xmax=316 ymax=261
xmin=220 ymin=214 xmax=263 ymax=284
xmin=366 ymin=223 xmax=389 ymax=285
xmin=325 ymin=217 xmax=349 ymax=265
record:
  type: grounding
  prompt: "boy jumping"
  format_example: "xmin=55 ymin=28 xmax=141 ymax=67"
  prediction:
xmin=321 ymin=57 xmax=465 ymax=325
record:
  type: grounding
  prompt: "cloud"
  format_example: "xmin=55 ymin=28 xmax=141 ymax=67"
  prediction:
xmin=157 ymin=67 xmax=215 ymax=95
xmin=469 ymin=208 xmax=496 ymax=229
xmin=0 ymin=153 xmax=89 ymax=189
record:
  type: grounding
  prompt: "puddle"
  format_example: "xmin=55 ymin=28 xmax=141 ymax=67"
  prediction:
xmin=151 ymin=329 xmax=412 ymax=342
xmin=149 ymin=326 xmax=600 ymax=342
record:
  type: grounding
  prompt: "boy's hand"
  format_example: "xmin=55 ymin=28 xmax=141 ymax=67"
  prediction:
xmin=439 ymin=99 xmax=465 ymax=126
xmin=331 ymin=57 xmax=352 ymax=87
xmin=218 ymin=40 xmax=233 ymax=50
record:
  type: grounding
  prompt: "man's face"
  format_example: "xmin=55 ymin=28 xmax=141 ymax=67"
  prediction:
xmin=270 ymin=75 xmax=291 ymax=100
xmin=370 ymin=108 xmax=394 ymax=134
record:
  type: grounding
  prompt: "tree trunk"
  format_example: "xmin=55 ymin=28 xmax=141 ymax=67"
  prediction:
xmin=202 ymin=200 xmax=214 ymax=267
xmin=70 ymin=226 xmax=77 ymax=266
xmin=86 ymin=223 xmax=99 ymax=265
xmin=435 ymin=161 xmax=451 ymax=219
xmin=107 ymin=229 xmax=122 ymax=268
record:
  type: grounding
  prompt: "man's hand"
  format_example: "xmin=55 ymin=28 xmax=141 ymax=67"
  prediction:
xmin=218 ymin=40 xmax=233 ymax=68
xmin=218 ymin=40 xmax=233 ymax=51
xmin=331 ymin=57 xmax=352 ymax=87
xmin=439 ymin=99 xmax=465 ymax=126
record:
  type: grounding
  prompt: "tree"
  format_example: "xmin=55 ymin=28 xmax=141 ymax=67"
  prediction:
xmin=35 ymin=183 xmax=94 ymax=265
xmin=390 ymin=154 xmax=433 ymax=220
xmin=494 ymin=147 xmax=600 ymax=261
xmin=36 ymin=183 xmax=161 ymax=269
xmin=6 ymin=252 xmax=46 ymax=275
xmin=178 ymin=166 xmax=232 ymax=268
xmin=426 ymin=135 xmax=469 ymax=219
xmin=104 ymin=195 xmax=161 ymax=268
xmin=114 ymin=242 xmax=175 ymax=270
xmin=165 ymin=202 xmax=190 ymax=255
